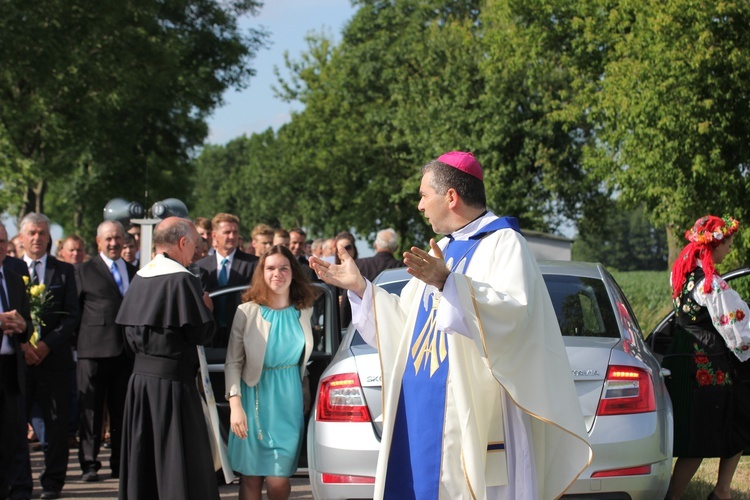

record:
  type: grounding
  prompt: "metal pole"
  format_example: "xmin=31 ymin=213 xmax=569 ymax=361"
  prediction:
xmin=130 ymin=218 xmax=160 ymax=269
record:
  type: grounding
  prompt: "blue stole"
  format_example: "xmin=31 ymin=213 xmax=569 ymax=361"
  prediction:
xmin=383 ymin=217 xmax=520 ymax=499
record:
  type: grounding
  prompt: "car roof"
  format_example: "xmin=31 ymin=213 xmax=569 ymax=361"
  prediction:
xmin=373 ymin=267 xmax=410 ymax=285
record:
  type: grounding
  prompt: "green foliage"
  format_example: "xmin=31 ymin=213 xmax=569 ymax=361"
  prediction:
xmin=573 ymin=203 xmax=668 ymax=271
xmin=0 ymin=0 xmax=267 ymax=239
xmin=566 ymin=0 xmax=750 ymax=263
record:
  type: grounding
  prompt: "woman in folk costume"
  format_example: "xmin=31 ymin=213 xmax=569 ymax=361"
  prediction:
xmin=224 ymin=244 xmax=319 ymax=500
xmin=664 ymin=215 xmax=750 ymax=500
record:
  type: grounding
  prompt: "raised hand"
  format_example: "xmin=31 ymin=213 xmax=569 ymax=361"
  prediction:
xmin=404 ymin=238 xmax=450 ymax=290
xmin=310 ymin=248 xmax=367 ymax=298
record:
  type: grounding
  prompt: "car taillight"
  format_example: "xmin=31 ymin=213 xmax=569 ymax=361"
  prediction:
xmin=596 ymin=365 xmax=656 ymax=415
xmin=316 ymin=372 xmax=372 ymax=422
xmin=591 ymin=464 xmax=652 ymax=478
xmin=321 ymin=473 xmax=375 ymax=484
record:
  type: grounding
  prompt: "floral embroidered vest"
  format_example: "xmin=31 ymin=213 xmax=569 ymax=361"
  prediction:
xmin=674 ymin=268 xmax=723 ymax=352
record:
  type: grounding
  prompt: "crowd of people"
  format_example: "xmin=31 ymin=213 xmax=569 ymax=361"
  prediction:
xmin=0 ymin=150 xmax=748 ymax=500
xmin=0 ymin=208 xmax=405 ymax=500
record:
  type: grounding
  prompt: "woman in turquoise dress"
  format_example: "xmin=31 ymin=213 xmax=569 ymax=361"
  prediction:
xmin=224 ymin=245 xmax=320 ymax=499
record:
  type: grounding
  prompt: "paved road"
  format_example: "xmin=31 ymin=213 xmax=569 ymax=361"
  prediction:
xmin=27 ymin=444 xmax=313 ymax=499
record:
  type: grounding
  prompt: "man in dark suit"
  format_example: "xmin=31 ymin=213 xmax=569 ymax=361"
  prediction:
xmin=355 ymin=228 xmax=406 ymax=282
xmin=195 ymin=213 xmax=257 ymax=347
xmin=0 ymin=224 xmax=32 ymax=499
xmin=289 ymin=228 xmax=320 ymax=282
xmin=74 ymin=220 xmax=137 ymax=483
xmin=19 ymin=213 xmax=80 ymax=500
xmin=0 ymin=222 xmax=33 ymax=500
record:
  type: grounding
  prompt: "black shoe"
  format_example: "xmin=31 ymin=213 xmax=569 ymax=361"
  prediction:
xmin=82 ymin=468 xmax=99 ymax=482
xmin=39 ymin=490 xmax=60 ymax=499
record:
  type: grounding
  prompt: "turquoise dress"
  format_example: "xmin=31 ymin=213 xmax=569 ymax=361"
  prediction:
xmin=227 ymin=305 xmax=305 ymax=477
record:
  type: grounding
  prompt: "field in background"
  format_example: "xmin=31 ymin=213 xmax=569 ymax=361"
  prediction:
xmin=610 ymin=269 xmax=673 ymax=336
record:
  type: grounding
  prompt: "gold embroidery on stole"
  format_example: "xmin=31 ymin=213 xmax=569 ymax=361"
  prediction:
xmin=411 ymin=295 xmax=447 ymax=376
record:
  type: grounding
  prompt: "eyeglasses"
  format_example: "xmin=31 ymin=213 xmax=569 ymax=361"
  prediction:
xmin=343 ymin=244 xmax=353 ymax=251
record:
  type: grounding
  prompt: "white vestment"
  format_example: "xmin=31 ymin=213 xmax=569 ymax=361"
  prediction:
xmin=350 ymin=213 xmax=592 ymax=499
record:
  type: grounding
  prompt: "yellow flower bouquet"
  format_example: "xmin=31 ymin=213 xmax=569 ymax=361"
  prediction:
xmin=23 ymin=275 xmax=54 ymax=347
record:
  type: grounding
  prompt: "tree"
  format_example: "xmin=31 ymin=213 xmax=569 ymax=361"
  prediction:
xmin=559 ymin=0 xmax=750 ymax=263
xmin=0 ymin=0 xmax=267 ymax=238
xmin=265 ymin=0 xmax=596 ymax=246
xmin=573 ymin=203 xmax=668 ymax=271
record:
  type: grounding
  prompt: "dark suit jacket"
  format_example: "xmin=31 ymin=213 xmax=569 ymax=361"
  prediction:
xmin=3 ymin=256 xmax=28 ymax=278
xmin=355 ymin=252 xmax=405 ymax=282
xmin=195 ymin=249 xmax=258 ymax=292
xmin=0 ymin=267 xmax=33 ymax=395
xmin=75 ymin=255 xmax=137 ymax=358
xmin=33 ymin=257 xmax=80 ymax=371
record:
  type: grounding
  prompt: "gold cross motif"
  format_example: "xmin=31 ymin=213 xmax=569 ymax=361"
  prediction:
xmin=411 ymin=297 xmax=447 ymax=377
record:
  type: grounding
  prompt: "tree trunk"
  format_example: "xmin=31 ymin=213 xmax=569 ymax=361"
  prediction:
xmin=17 ymin=179 xmax=47 ymax=226
xmin=666 ymin=224 xmax=681 ymax=269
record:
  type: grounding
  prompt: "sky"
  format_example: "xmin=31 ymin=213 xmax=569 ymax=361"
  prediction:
xmin=206 ymin=0 xmax=357 ymax=144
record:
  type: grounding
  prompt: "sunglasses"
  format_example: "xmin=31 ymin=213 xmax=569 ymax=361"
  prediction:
xmin=343 ymin=244 xmax=353 ymax=251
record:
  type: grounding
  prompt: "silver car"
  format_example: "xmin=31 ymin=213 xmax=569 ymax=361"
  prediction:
xmin=307 ymin=262 xmax=674 ymax=499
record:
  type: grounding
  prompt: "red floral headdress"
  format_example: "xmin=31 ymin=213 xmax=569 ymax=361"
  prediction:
xmin=671 ymin=215 xmax=740 ymax=298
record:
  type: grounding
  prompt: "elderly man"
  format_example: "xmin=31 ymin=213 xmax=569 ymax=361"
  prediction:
xmin=74 ymin=221 xmax=137 ymax=482
xmin=355 ymin=228 xmax=405 ymax=282
xmin=312 ymin=151 xmax=591 ymax=499
xmin=116 ymin=217 xmax=218 ymax=500
xmin=19 ymin=213 xmax=80 ymax=500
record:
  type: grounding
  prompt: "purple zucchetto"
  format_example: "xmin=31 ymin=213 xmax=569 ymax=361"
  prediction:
xmin=436 ymin=151 xmax=483 ymax=181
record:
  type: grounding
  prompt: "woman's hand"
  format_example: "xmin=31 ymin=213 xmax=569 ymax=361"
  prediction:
xmin=229 ymin=396 xmax=248 ymax=439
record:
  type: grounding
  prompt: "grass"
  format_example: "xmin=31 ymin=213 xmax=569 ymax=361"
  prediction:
xmin=679 ymin=456 xmax=750 ymax=499
xmin=610 ymin=270 xmax=750 ymax=498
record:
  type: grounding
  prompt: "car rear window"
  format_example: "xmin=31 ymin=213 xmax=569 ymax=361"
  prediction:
xmin=543 ymin=274 xmax=620 ymax=338
xmin=354 ymin=274 xmax=621 ymax=341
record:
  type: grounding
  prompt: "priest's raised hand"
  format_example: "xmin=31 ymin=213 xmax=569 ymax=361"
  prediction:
xmin=310 ymin=248 xmax=367 ymax=298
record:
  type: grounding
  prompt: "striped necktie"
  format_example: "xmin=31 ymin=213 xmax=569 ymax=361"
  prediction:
xmin=29 ymin=260 xmax=41 ymax=285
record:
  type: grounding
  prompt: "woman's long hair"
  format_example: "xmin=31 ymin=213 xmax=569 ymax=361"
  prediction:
xmin=242 ymin=244 xmax=320 ymax=309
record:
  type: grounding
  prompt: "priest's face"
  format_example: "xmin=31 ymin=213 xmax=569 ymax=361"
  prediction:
xmin=418 ymin=171 xmax=452 ymax=235
xmin=264 ymin=253 xmax=292 ymax=297
xmin=175 ymin=226 xmax=200 ymax=267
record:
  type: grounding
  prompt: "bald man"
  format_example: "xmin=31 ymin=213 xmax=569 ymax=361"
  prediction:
xmin=116 ymin=218 xmax=219 ymax=500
